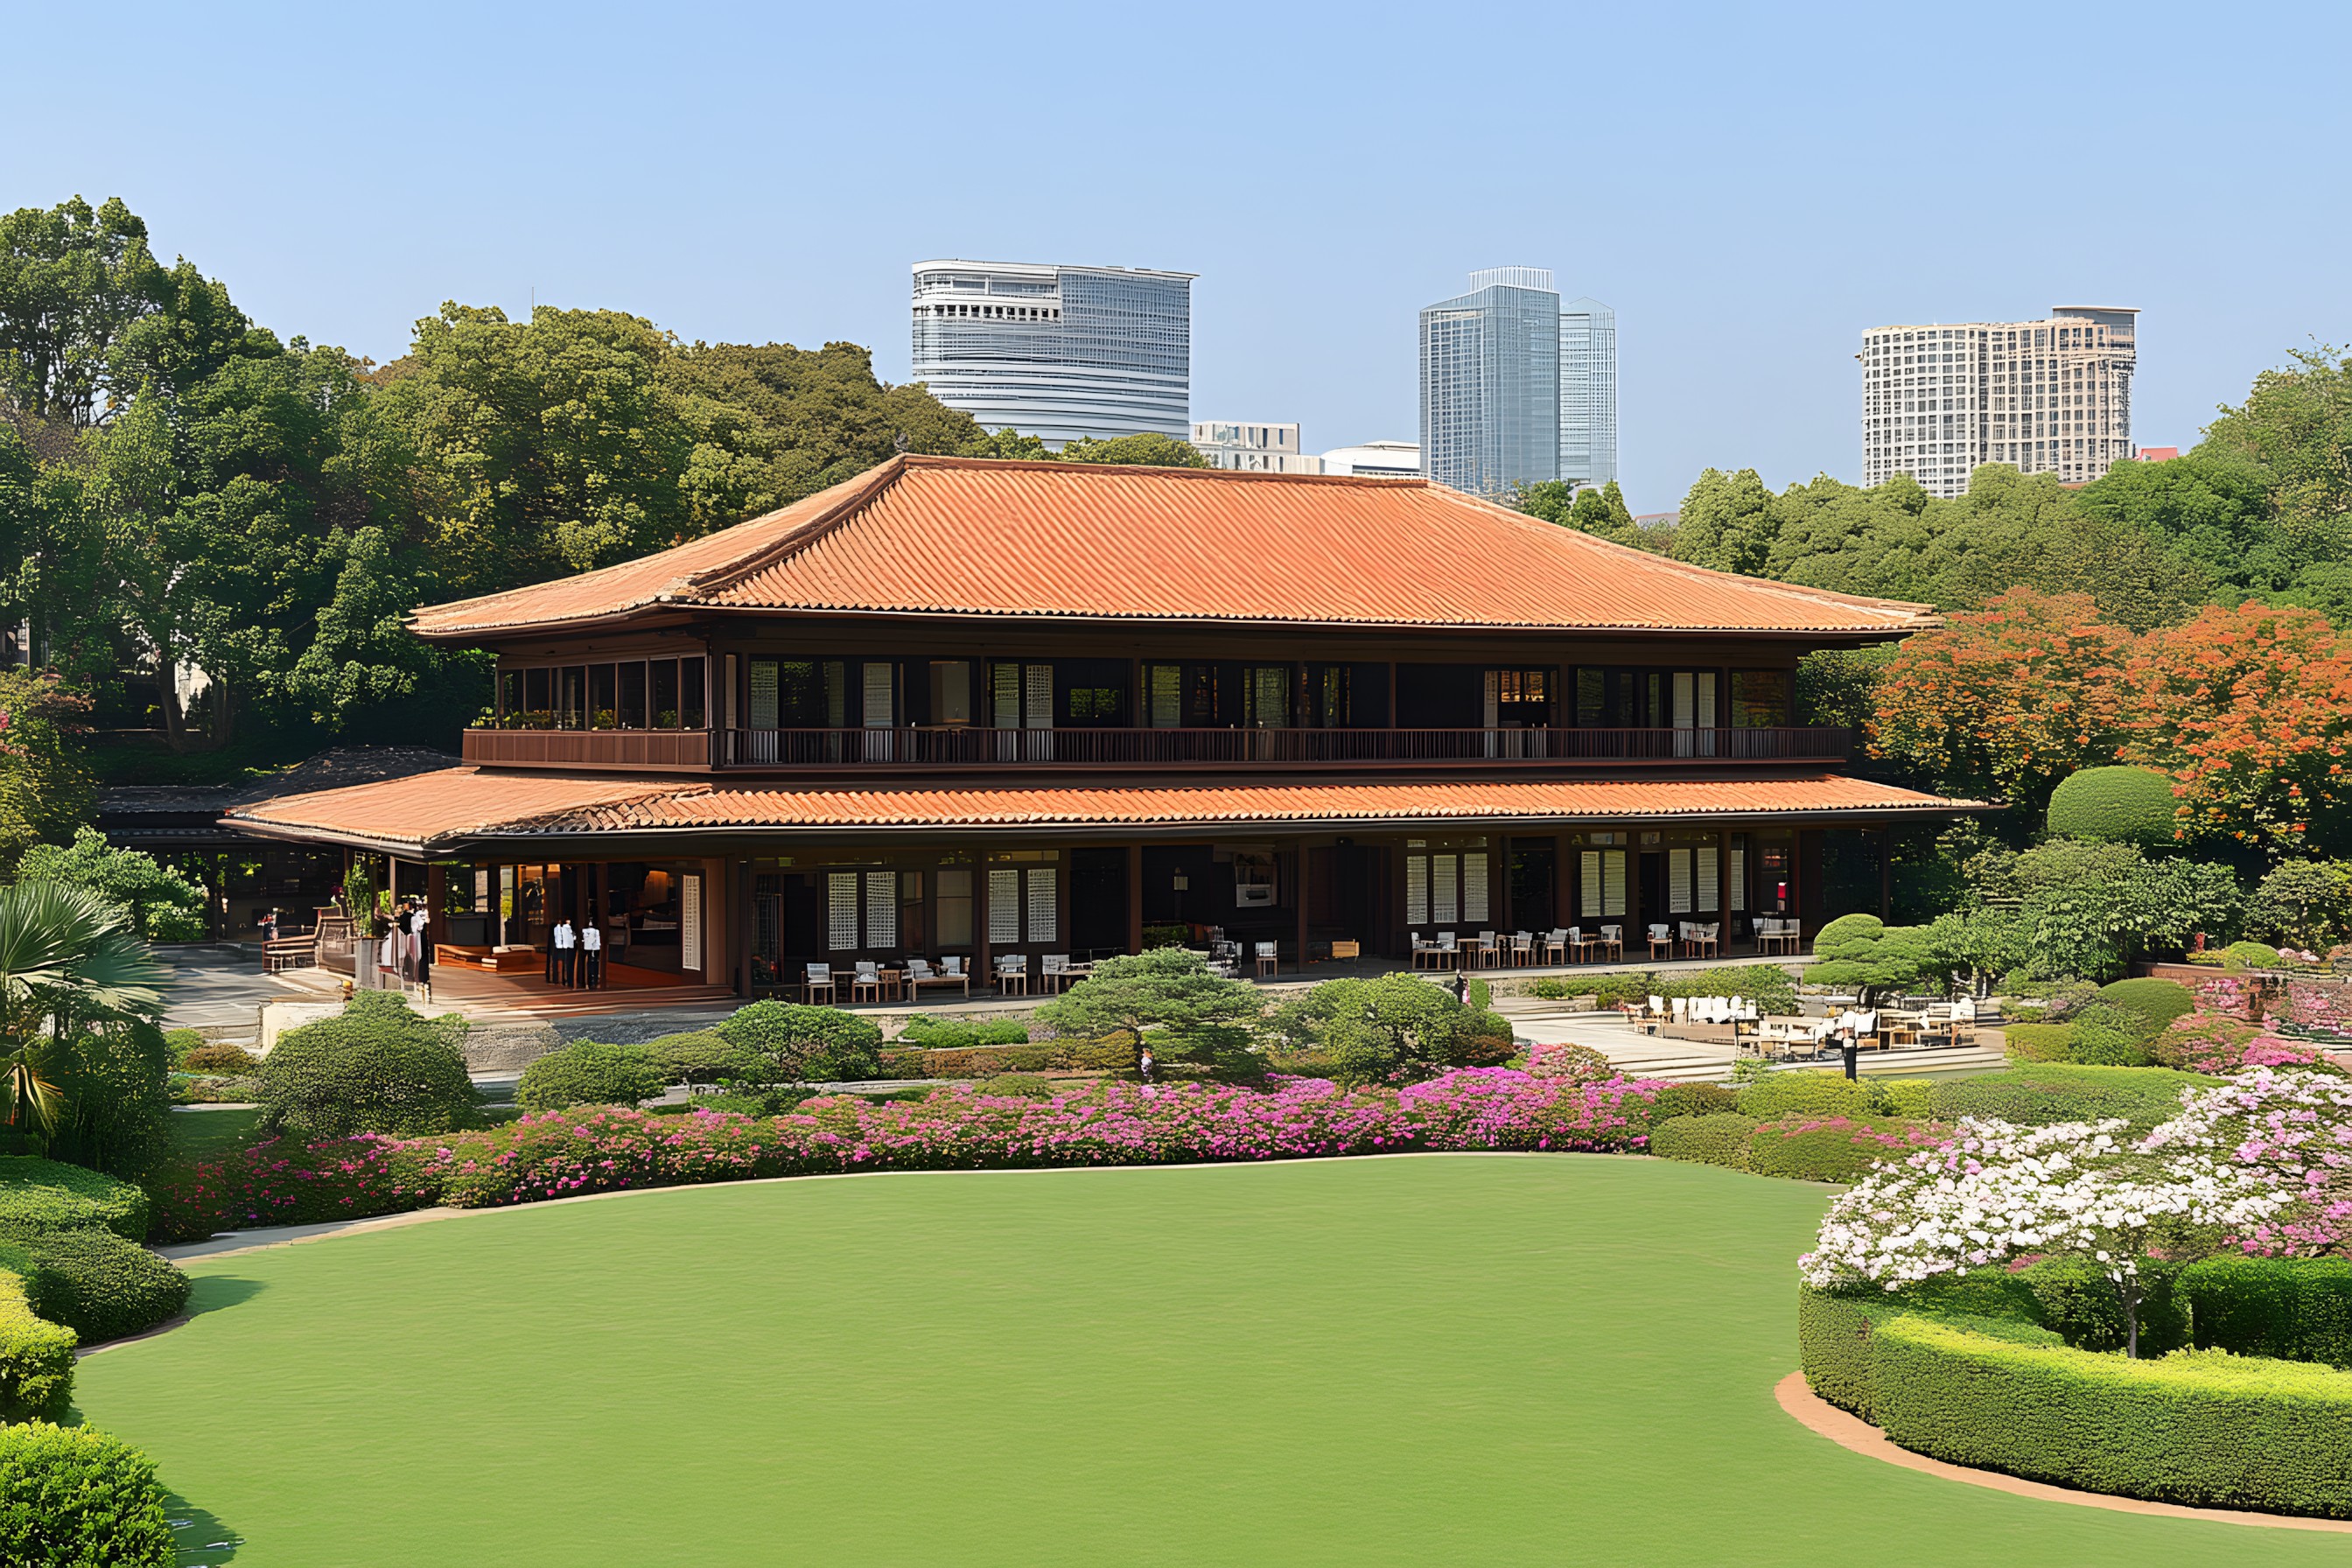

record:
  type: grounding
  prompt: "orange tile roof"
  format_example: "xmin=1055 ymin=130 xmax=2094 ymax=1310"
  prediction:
xmin=407 ymin=456 xmax=1938 ymax=639
xmin=226 ymin=767 xmax=1981 ymax=854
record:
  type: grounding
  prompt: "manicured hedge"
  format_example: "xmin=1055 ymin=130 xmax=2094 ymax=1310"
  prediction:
xmin=0 ymin=1251 xmax=74 ymax=1424
xmin=1649 ymin=1113 xmax=1757 ymax=1170
xmin=1998 ymin=1022 xmax=2075 ymax=1062
xmin=2045 ymin=765 xmax=2178 ymax=844
xmin=0 ymin=1420 xmax=175 ymax=1565
xmin=882 ymin=1040 xmax=1138 ymax=1079
xmin=2179 ymin=1256 xmax=2352 ymax=1369
xmin=1734 ymin=1071 xmax=1877 ymax=1122
xmin=0 ymin=1157 xmax=150 ymax=1242
xmin=1643 ymin=1082 xmax=1740 ymax=1121
xmin=1928 ymin=1063 xmax=2214 ymax=1130
xmin=258 ymin=991 xmax=480 ymax=1138
xmin=11 ymin=1228 xmax=189 ymax=1345
xmin=640 ymin=1030 xmax=754 ymax=1084
xmin=1745 ymin=1117 xmax=1942 ymax=1183
xmin=896 ymin=1014 xmax=1032 ymax=1050
xmin=1869 ymin=1313 xmax=2352 ymax=1517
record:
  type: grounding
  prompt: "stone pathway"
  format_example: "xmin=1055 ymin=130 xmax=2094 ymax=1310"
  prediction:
xmin=158 ymin=946 xmax=309 ymax=1036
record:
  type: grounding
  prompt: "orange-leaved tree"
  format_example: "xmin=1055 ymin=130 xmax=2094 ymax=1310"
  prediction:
xmin=2119 ymin=602 xmax=2352 ymax=854
xmin=1867 ymin=588 xmax=2131 ymax=808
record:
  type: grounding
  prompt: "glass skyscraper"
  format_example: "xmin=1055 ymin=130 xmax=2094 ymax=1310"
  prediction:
xmin=910 ymin=260 xmax=1194 ymax=448
xmin=1418 ymin=269 xmax=1617 ymax=496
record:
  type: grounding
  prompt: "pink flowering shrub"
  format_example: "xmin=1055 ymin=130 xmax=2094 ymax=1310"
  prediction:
xmin=1522 ymin=1040 xmax=1614 ymax=1081
xmin=1746 ymin=1116 xmax=1950 ymax=1183
xmin=2192 ymin=976 xmax=2254 ymax=1018
xmin=2151 ymin=1012 xmax=2348 ymax=1077
xmin=150 ymin=1071 xmax=1672 ymax=1237
xmin=146 ymin=1135 xmax=434 ymax=1244
xmin=2277 ymin=981 xmax=2352 ymax=1040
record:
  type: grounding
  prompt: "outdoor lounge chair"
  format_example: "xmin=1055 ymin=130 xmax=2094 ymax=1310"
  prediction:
xmin=1041 ymin=954 xmax=1073 ymax=992
xmin=907 ymin=957 xmax=970 ymax=998
xmin=1543 ymin=928 xmax=1571 ymax=963
xmin=1599 ymin=924 xmax=1624 ymax=961
xmin=1648 ymin=924 xmax=1674 ymax=961
xmin=803 ymin=962 xmax=836 ymax=1004
xmin=1255 ymin=942 xmax=1278 ymax=978
xmin=850 ymin=960 xmax=886 ymax=1004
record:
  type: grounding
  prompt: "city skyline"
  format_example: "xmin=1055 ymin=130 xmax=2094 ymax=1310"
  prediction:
xmin=7 ymin=4 xmax=2342 ymax=513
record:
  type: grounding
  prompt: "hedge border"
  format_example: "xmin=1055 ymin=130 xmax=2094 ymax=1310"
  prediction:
xmin=0 ymin=1254 xmax=74 ymax=1424
xmin=1798 ymin=1285 xmax=2352 ymax=1519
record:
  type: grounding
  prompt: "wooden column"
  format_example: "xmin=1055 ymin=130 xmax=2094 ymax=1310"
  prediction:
xmin=1626 ymin=831 xmax=1645 ymax=957
xmin=1553 ymin=834 xmax=1573 ymax=932
xmin=1293 ymin=842 xmax=1310 ymax=971
xmin=1125 ymin=844 xmax=1144 ymax=954
xmin=975 ymin=857 xmax=992 ymax=982
xmin=1495 ymin=839 xmax=1513 ymax=933
xmin=1718 ymin=827 xmax=1733 ymax=953
xmin=426 ymin=864 xmax=447 ymax=953
xmin=1798 ymin=830 xmax=1825 ymax=945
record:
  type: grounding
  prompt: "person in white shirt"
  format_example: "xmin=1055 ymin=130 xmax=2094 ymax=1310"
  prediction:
xmin=552 ymin=918 xmax=577 ymax=987
xmin=580 ymin=921 xmax=603 ymax=990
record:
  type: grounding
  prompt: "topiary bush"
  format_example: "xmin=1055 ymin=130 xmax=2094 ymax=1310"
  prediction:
xmin=719 ymin=1002 xmax=886 ymax=1082
xmin=1649 ymin=1113 xmax=1758 ymax=1170
xmin=1928 ymin=1063 xmax=2215 ymax=1130
xmin=895 ymin=1014 xmax=1032 ymax=1050
xmin=257 ymin=991 xmax=480 ymax=1138
xmin=639 ymin=1030 xmax=756 ymax=1084
xmin=2227 ymin=939 xmax=2283 ymax=970
xmin=0 ymin=1250 xmax=74 ymax=1423
xmin=516 ymin=1042 xmax=667 ymax=1113
xmin=1870 ymin=1078 xmax=1935 ymax=1120
xmin=1746 ymin=1117 xmax=1943 ymax=1183
xmin=1642 ymin=1082 xmax=1740 ymax=1122
xmin=2063 ymin=1001 xmax=2162 ymax=1067
xmin=1734 ymin=1070 xmax=1877 ymax=1123
xmin=2094 ymin=977 xmax=2196 ymax=1034
xmin=2045 ymin=765 xmax=2179 ymax=845
xmin=0 ymin=1158 xmax=150 ymax=1241
xmin=1998 ymin=1021 xmax=2076 ymax=1062
xmin=11 ymin=1228 xmax=189 ymax=1345
xmin=0 ymin=1420 xmax=175 ymax=1566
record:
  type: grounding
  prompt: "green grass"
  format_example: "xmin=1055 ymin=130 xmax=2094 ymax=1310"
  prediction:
xmin=74 ymin=1157 xmax=2352 ymax=1565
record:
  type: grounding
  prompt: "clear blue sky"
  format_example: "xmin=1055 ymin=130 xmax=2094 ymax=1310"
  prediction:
xmin=11 ymin=1 xmax=2348 ymax=513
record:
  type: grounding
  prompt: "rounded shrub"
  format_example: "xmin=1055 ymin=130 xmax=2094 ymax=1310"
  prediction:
xmin=1649 ymin=1112 xmax=1759 ymax=1170
xmin=0 ymin=1157 xmax=150 ymax=1241
xmin=2045 ymin=765 xmax=2178 ymax=844
xmin=1735 ymin=1070 xmax=1877 ymax=1122
xmin=2094 ymin=977 xmax=2196 ymax=1033
xmin=15 ymin=1228 xmax=190 ymax=1344
xmin=1643 ymin=1082 xmax=1740 ymax=1122
xmin=257 ymin=990 xmax=480 ymax=1138
xmin=639 ymin=1030 xmax=756 ymax=1085
xmin=1998 ymin=1022 xmax=2074 ymax=1062
xmin=516 ymin=1042 xmax=667 ymax=1112
xmin=2227 ymin=939 xmax=2284 ymax=970
xmin=0 ymin=1421 xmax=175 ymax=1567
xmin=2064 ymin=1002 xmax=2162 ymax=1067
xmin=719 ymin=1002 xmax=885 ymax=1082
xmin=0 ymin=1250 xmax=75 ymax=1423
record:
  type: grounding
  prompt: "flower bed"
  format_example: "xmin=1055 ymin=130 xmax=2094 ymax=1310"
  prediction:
xmin=150 ymin=1070 xmax=1669 ymax=1240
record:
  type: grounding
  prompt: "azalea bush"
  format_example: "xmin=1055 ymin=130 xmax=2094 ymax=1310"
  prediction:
xmin=2278 ymin=980 xmax=2352 ymax=1040
xmin=149 ymin=1068 xmax=1670 ymax=1236
xmin=2151 ymin=1012 xmax=2345 ymax=1076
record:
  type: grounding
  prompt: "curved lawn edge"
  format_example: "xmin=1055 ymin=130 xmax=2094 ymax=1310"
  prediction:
xmin=1774 ymin=1370 xmax=2352 ymax=1535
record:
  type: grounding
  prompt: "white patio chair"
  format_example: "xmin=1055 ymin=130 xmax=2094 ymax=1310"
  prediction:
xmin=803 ymin=962 xmax=836 ymax=1004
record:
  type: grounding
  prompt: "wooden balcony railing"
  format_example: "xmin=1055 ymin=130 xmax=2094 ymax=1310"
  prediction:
xmin=462 ymin=728 xmax=715 ymax=769
xmin=714 ymin=725 xmax=1852 ymax=768
xmin=464 ymin=724 xmax=1852 ymax=772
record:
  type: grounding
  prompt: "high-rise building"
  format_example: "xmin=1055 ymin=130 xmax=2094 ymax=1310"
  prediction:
xmin=911 ymin=260 xmax=1194 ymax=448
xmin=1559 ymin=298 xmax=1618 ymax=488
xmin=1191 ymin=422 xmax=1321 ymax=474
xmin=1860 ymin=307 xmax=2138 ymax=497
xmin=1418 ymin=269 xmax=1618 ymax=497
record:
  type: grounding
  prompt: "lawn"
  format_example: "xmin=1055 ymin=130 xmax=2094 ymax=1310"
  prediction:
xmin=75 ymin=1155 xmax=2348 ymax=1566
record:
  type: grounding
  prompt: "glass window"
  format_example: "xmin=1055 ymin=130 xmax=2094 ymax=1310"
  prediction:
xmin=618 ymin=662 xmax=648 ymax=729
xmin=589 ymin=664 xmax=619 ymax=729
xmin=1731 ymin=670 xmax=1791 ymax=728
xmin=930 ymin=661 xmax=973 ymax=725
xmin=524 ymin=668 xmax=552 ymax=722
xmin=500 ymin=669 xmax=522 ymax=721
xmin=651 ymin=660 xmax=680 ymax=728
xmin=936 ymin=867 xmax=973 ymax=948
xmin=560 ymin=667 xmax=587 ymax=729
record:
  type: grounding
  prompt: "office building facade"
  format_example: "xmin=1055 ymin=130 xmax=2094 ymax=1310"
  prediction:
xmin=911 ymin=260 xmax=1194 ymax=447
xmin=1192 ymin=422 xmax=1322 ymax=473
xmin=1860 ymin=307 xmax=2138 ymax=497
xmin=1419 ymin=270 xmax=1618 ymax=498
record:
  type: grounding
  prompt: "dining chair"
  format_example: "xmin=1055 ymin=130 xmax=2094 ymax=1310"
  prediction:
xmin=803 ymin=962 xmax=836 ymax=1004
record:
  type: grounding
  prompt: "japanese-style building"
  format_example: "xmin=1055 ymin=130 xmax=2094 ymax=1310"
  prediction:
xmin=222 ymin=454 xmax=1977 ymax=1002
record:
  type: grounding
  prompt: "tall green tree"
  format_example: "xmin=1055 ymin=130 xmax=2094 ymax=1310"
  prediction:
xmin=0 ymin=196 xmax=169 ymax=425
xmin=1671 ymin=467 xmax=1778 ymax=575
xmin=1054 ymin=432 xmax=1212 ymax=468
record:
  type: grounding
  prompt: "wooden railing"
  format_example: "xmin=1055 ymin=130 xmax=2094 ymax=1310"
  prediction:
xmin=462 ymin=728 xmax=714 ymax=769
xmin=714 ymin=726 xmax=1852 ymax=768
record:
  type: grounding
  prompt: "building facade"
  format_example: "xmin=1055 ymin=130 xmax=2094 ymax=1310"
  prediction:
xmin=911 ymin=260 xmax=1194 ymax=447
xmin=1192 ymin=422 xmax=1321 ymax=474
xmin=1559 ymin=297 xmax=1618 ymax=488
xmin=228 ymin=457 xmax=1977 ymax=1006
xmin=1420 ymin=270 xmax=1618 ymax=497
xmin=1320 ymin=440 xmax=1422 ymax=480
xmin=1860 ymin=307 xmax=2138 ymax=496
